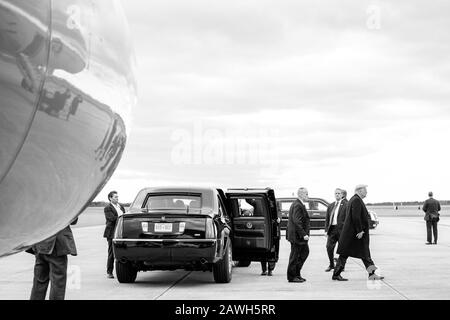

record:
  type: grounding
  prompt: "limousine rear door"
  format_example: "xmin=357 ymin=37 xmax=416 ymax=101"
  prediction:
xmin=225 ymin=188 xmax=280 ymax=263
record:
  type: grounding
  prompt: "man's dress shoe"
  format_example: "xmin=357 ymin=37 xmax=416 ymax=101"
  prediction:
xmin=332 ymin=275 xmax=348 ymax=281
xmin=288 ymin=277 xmax=305 ymax=283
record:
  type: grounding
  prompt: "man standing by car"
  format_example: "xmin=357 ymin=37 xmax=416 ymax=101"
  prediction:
xmin=332 ymin=185 xmax=384 ymax=281
xmin=324 ymin=188 xmax=347 ymax=272
xmin=286 ymin=187 xmax=310 ymax=283
xmin=28 ymin=218 xmax=78 ymax=300
xmin=104 ymin=191 xmax=125 ymax=278
xmin=246 ymin=198 xmax=279 ymax=276
xmin=423 ymin=192 xmax=441 ymax=245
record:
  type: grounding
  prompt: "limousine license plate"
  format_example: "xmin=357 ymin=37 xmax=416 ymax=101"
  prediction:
xmin=154 ymin=223 xmax=173 ymax=232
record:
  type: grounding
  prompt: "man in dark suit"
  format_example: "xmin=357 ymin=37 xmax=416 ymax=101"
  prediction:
xmin=332 ymin=185 xmax=384 ymax=281
xmin=28 ymin=218 xmax=78 ymax=300
xmin=423 ymin=191 xmax=441 ymax=245
xmin=324 ymin=188 xmax=348 ymax=272
xmin=286 ymin=187 xmax=310 ymax=283
xmin=104 ymin=190 xmax=125 ymax=278
xmin=246 ymin=198 xmax=276 ymax=276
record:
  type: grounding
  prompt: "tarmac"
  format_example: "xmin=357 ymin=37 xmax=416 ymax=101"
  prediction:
xmin=1 ymin=216 xmax=450 ymax=300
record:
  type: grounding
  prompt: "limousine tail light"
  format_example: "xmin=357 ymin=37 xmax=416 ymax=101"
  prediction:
xmin=141 ymin=222 xmax=149 ymax=233
xmin=114 ymin=217 xmax=124 ymax=239
xmin=205 ymin=219 xmax=216 ymax=239
xmin=179 ymin=222 xmax=186 ymax=233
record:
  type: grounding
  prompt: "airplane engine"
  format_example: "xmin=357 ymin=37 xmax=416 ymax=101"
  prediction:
xmin=0 ymin=0 xmax=137 ymax=256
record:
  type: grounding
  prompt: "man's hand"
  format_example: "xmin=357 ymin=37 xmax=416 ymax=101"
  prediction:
xmin=303 ymin=235 xmax=309 ymax=241
xmin=356 ymin=231 xmax=364 ymax=239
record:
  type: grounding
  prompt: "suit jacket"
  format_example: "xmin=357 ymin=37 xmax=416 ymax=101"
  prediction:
xmin=286 ymin=199 xmax=310 ymax=245
xmin=423 ymin=198 xmax=441 ymax=221
xmin=103 ymin=203 xmax=125 ymax=239
xmin=324 ymin=199 xmax=348 ymax=234
xmin=27 ymin=218 xmax=78 ymax=256
xmin=337 ymin=194 xmax=371 ymax=259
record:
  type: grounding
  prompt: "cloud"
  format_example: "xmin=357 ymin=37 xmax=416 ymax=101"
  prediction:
xmin=95 ymin=0 xmax=450 ymax=203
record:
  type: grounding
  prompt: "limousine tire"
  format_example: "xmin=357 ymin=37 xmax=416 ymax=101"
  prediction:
xmin=235 ymin=260 xmax=251 ymax=267
xmin=116 ymin=260 xmax=137 ymax=283
xmin=213 ymin=241 xmax=232 ymax=283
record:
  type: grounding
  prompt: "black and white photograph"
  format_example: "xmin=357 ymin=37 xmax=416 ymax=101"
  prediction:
xmin=1 ymin=0 xmax=450 ymax=313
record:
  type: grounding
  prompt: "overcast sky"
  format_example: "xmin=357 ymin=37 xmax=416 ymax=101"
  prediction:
xmin=95 ymin=0 xmax=450 ymax=204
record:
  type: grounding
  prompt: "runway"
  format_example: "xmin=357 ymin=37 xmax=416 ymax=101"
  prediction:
xmin=1 ymin=216 xmax=450 ymax=300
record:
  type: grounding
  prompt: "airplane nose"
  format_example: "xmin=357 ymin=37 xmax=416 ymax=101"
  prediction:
xmin=0 ymin=0 xmax=136 ymax=257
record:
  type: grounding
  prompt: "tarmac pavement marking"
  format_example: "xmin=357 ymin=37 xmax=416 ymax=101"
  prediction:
xmin=350 ymin=259 xmax=409 ymax=300
xmin=154 ymin=271 xmax=193 ymax=300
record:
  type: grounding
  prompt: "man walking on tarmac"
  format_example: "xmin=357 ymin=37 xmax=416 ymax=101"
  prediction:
xmin=332 ymin=184 xmax=384 ymax=281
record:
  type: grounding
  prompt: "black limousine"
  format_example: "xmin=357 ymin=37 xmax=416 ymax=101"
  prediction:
xmin=113 ymin=187 xmax=281 ymax=283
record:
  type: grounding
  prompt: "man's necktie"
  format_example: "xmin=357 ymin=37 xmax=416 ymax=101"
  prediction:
xmin=330 ymin=202 xmax=339 ymax=225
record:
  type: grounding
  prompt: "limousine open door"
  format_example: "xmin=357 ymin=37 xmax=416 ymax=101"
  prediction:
xmin=225 ymin=188 xmax=280 ymax=264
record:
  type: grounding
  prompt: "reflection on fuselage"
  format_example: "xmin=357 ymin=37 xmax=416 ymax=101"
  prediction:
xmin=0 ymin=0 xmax=137 ymax=257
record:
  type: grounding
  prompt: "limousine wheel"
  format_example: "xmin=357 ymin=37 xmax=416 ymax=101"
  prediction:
xmin=213 ymin=241 xmax=232 ymax=283
xmin=235 ymin=260 xmax=251 ymax=267
xmin=116 ymin=260 xmax=137 ymax=283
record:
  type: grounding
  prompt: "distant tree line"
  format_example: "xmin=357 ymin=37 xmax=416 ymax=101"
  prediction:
xmin=367 ymin=200 xmax=450 ymax=206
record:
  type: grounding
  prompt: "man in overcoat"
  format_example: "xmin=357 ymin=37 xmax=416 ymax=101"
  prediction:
xmin=286 ymin=187 xmax=310 ymax=283
xmin=332 ymin=185 xmax=384 ymax=281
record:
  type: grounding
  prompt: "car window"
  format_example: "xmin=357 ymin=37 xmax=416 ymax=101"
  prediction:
xmin=140 ymin=194 xmax=202 ymax=213
xmin=232 ymin=198 xmax=266 ymax=217
xmin=307 ymin=201 xmax=327 ymax=211
xmin=280 ymin=201 xmax=293 ymax=211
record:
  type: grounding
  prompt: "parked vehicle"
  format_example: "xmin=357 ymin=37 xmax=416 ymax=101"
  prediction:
xmin=368 ymin=210 xmax=379 ymax=229
xmin=113 ymin=187 xmax=280 ymax=283
xmin=277 ymin=197 xmax=379 ymax=230
xmin=277 ymin=197 xmax=329 ymax=230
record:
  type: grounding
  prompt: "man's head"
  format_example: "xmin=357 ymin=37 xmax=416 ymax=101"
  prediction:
xmin=334 ymin=188 xmax=343 ymax=201
xmin=108 ymin=191 xmax=119 ymax=204
xmin=297 ymin=187 xmax=309 ymax=201
xmin=341 ymin=189 xmax=347 ymax=200
xmin=428 ymin=191 xmax=433 ymax=198
xmin=355 ymin=184 xmax=368 ymax=199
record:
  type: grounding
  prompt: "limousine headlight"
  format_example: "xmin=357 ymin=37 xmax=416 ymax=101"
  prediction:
xmin=141 ymin=222 xmax=149 ymax=233
xmin=179 ymin=222 xmax=186 ymax=233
